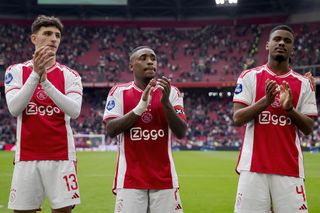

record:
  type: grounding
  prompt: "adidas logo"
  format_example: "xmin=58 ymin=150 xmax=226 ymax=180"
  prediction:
xmin=72 ymin=193 xmax=80 ymax=199
xmin=299 ymin=204 xmax=308 ymax=210
xmin=175 ymin=204 xmax=182 ymax=211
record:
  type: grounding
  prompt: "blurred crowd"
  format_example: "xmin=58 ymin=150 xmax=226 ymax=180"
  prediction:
xmin=1 ymin=22 xmax=320 ymax=84
xmin=0 ymin=23 xmax=260 ymax=83
xmin=0 ymin=23 xmax=320 ymax=82
xmin=294 ymin=24 xmax=320 ymax=67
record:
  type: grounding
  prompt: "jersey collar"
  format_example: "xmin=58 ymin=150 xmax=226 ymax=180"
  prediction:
xmin=264 ymin=64 xmax=292 ymax=78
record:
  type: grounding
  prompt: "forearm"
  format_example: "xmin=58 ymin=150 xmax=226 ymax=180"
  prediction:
xmin=41 ymin=80 xmax=82 ymax=119
xmin=162 ymin=103 xmax=187 ymax=139
xmin=106 ymin=112 xmax=139 ymax=137
xmin=233 ymin=97 xmax=269 ymax=126
xmin=287 ymin=109 xmax=314 ymax=135
xmin=105 ymin=82 xmax=156 ymax=137
xmin=6 ymin=72 xmax=39 ymax=117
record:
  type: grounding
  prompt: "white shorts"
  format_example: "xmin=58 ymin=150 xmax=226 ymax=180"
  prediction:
xmin=114 ymin=188 xmax=183 ymax=213
xmin=8 ymin=160 xmax=80 ymax=210
xmin=234 ymin=171 xmax=308 ymax=213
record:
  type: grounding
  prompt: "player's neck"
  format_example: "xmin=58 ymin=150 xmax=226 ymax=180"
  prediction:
xmin=134 ymin=81 xmax=147 ymax=90
xmin=267 ymin=60 xmax=290 ymax=75
xmin=134 ymin=79 xmax=151 ymax=90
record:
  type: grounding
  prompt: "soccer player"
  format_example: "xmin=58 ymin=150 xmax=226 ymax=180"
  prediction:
xmin=103 ymin=46 xmax=187 ymax=213
xmin=233 ymin=25 xmax=317 ymax=213
xmin=5 ymin=15 xmax=82 ymax=213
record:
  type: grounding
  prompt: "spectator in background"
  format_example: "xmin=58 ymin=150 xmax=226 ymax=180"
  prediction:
xmin=5 ymin=15 xmax=82 ymax=213
xmin=233 ymin=25 xmax=317 ymax=212
xmin=103 ymin=46 xmax=187 ymax=213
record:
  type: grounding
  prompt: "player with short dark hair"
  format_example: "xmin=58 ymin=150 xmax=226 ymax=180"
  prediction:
xmin=269 ymin=24 xmax=294 ymax=37
xmin=5 ymin=15 xmax=82 ymax=213
xmin=233 ymin=24 xmax=317 ymax=213
xmin=103 ymin=46 xmax=187 ymax=213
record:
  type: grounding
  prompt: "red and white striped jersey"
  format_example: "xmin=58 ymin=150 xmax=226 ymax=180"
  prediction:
xmin=5 ymin=60 xmax=82 ymax=162
xmin=233 ymin=64 xmax=318 ymax=178
xmin=103 ymin=82 xmax=186 ymax=191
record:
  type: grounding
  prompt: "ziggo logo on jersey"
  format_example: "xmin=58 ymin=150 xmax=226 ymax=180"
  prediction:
xmin=26 ymin=102 xmax=61 ymax=116
xmin=259 ymin=111 xmax=292 ymax=126
xmin=130 ymin=127 xmax=165 ymax=141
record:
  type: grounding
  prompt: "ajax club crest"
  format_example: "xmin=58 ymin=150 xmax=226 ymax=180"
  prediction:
xmin=141 ymin=111 xmax=153 ymax=123
xmin=36 ymin=89 xmax=48 ymax=101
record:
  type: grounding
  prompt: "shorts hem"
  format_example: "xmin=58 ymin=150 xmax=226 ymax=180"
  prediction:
xmin=8 ymin=205 xmax=40 ymax=211
xmin=51 ymin=199 xmax=80 ymax=209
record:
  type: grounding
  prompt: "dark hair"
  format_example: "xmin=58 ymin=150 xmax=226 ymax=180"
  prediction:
xmin=129 ymin=45 xmax=153 ymax=60
xmin=269 ymin=25 xmax=294 ymax=37
xmin=31 ymin=15 xmax=63 ymax=34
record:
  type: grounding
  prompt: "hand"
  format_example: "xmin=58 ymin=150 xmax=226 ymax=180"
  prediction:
xmin=265 ymin=79 xmax=278 ymax=105
xmin=33 ymin=46 xmax=55 ymax=78
xmin=279 ymin=81 xmax=293 ymax=111
xmin=141 ymin=79 xmax=156 ymax=102
xmin=157 ymin=76 xmax=171 ymax=105
xmin=132 ymin=79 xmax=156 ymax=116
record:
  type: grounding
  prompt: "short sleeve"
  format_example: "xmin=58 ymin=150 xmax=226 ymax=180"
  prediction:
xmin=4 ymin=64 xmax=22 ymax=94
xmin=170 ymin=86 xmax=186 ymax=121
xmin=299 ymin=81 xmax=318 ymax=116
xmin=233 ymin=72 xmax=254 ymax=106
xmin=103 ymin=86 xmax=123 ymax=121
xmin=64 ymin=68 xmax=83 ymax=96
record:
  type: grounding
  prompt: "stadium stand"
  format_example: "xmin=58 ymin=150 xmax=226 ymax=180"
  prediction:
xmin=1 ymin=21 xmax=320 ymax=83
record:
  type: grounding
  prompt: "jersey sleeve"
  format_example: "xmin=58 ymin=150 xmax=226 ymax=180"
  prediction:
xmin=233 ymin=72 xmax=254 ymax=106
xmin=298 ymin=80 xmax=318 ymax=116
xmin=4 ymin=64 xmax=22 ymax=94
xmin=64 ymin=68 xmax=83 ymax=96
xmin=170 ymin=86 xmax=186 ymax=121
xmin=5 ymin=64 xmax=40 ymax=117
xmin=103 ymin=86 xmax=123 ymax=121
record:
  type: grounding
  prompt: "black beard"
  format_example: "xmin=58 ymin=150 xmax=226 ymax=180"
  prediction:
xmin=273 ymin=54 xmax=287 ymax=63
xmin=145 ymin=76 xmax=154 ymax=83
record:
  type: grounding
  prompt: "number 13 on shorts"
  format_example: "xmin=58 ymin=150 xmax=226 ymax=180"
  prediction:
xmin=63 ymin=174 xmax=79 ymax=191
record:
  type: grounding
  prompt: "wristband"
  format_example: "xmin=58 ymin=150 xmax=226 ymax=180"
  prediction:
xmin=132 ymin=99 xmax=148 ymax=116
xmin=132 ymin=86 xmax=153 ymax=116
xmin=285 ymin=106 xmax=293 ymax=112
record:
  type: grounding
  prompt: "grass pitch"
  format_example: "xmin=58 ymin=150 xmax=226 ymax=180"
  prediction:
xmin=0 ymin=151 xmax=319 ymax=212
